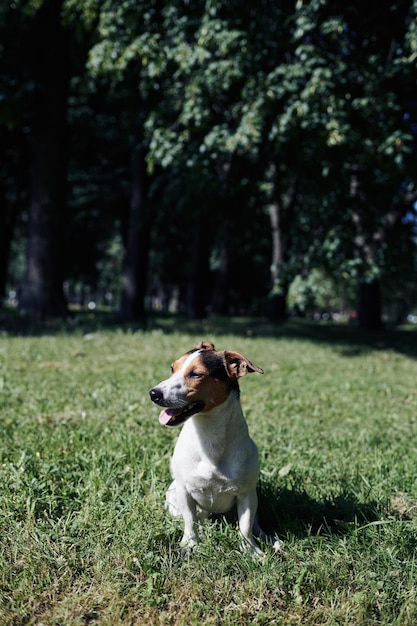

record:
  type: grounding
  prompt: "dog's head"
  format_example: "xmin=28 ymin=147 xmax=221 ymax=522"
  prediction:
xmin=149 ymin=341 xmax=264 ymax=427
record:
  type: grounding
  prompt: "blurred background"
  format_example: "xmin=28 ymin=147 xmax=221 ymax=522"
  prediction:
xmin=1 ymin=0 xmax=416 ymax=330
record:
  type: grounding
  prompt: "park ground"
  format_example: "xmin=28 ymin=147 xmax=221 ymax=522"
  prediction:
xmin=1 ymin=316 xmax=417 ymax=625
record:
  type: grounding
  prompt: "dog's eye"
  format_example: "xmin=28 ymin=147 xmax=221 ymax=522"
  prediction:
xmin=170 ymin=365 xmax=174 ymax=373
xmin=188 ymin=371 xmax=203 ymax=379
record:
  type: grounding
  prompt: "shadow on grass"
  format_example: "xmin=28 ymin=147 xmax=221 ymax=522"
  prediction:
xmin=151 ymin=315 xmax=417 ymax=360
xmin=210 ymin=480 xmax=381 ymax=546
xmin=1 ymin=307 xmax=416 ymax=359
xmin=258 ymin=482 xmax=380 ymax=541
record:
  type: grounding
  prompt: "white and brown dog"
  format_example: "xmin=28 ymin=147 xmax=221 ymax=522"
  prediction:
xmin=149 ymin=341 xmax=280 ymax=554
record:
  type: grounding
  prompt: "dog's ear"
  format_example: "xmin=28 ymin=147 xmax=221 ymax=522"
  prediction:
xmin=195 ymin=341 xmax=216 ymax=352
xmin=223 ymin=351 xmax=264 ymax=378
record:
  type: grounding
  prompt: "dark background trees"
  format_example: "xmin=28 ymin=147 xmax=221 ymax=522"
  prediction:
xmin=1 ymin=0 xmax=416 ymax=329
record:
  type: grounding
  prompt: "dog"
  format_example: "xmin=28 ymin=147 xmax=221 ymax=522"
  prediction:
xmin=149 ymin=341 xmax=280 ymax=554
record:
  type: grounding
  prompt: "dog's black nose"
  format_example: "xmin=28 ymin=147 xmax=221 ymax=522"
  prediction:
xmin=149 ymin=388 xmax=163 ymax=403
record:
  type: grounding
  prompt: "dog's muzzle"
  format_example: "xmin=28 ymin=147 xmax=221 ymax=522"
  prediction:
xmin=149 ymin=388 xmax=205 ymax=427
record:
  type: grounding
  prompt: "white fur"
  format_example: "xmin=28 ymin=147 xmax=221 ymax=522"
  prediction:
xmin=155 ymin=351 xmax=201 ymax=407
xmin=155 ymin=367 xmax=281 ymax=554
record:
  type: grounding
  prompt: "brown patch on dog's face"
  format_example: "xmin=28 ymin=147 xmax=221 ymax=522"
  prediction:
xmin=169 ymin=346 xmax=263 ymax=412
xmin=170 ymin=353 xmax=191 ymax=375
xmin=150 ymin=342 xmax=264 ymax=426
xmin=178 ymin=352 xmax=230 ymax=412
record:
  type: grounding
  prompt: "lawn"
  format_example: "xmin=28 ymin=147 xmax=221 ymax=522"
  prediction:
xmin=1 ymin=317 xmax=417 ymax=625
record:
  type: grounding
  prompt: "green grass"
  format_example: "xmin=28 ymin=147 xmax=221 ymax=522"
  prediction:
xmin=1 ymin=317 xmax=417 ymax=625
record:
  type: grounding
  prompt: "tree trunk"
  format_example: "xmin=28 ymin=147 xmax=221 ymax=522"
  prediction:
xmin=0 ymin=126 xmax=26 ymax=302
xmin=211 ymin=220 xmax=229 ymax=315
xmin=211 ymin=245 xmax=229 ymax=315
xmin=268 ymin=199 xmax=287 ymax=321
xmin=118 ymin=146 xmax=152 ymax=322
xmin=20 ymin=0 xmax=69 ymax=319
xmin=185 ymin=222 xmax=208 ymax=320
xmin=269 ymin=294 xmax=287 ymax=321
xmin=350 ymin=175 xmax=385 ymax=331
xmin=267 ymin=167 xmax=297 ymax=322
xmin=0 ymin=207 xmax=17 ymax=302
xmin=358 ymin=280 xmax=383 ymax=331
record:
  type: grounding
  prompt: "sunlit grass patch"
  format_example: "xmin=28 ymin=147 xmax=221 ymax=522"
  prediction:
xmin=1 ymin=320 xmax=417 ymax=624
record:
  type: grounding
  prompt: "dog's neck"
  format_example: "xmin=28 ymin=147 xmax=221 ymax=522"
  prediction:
xmin=183 ymin=390 xmax=249 ymax=460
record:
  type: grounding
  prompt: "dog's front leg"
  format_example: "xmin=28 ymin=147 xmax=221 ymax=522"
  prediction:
xmin=237 ymin=491 xmax=263 ymax=555
xmin=253 ymin=514 xmax=283 ymax=552
xmin=175 ymin=487 xmax=200 ymax=553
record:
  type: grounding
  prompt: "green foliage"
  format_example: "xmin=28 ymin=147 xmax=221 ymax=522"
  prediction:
xmin=1 ymin=323 xmax=417 ymax=624
xmin=287 ymin=268 xmax=356 ymax=315
xmin=1 ymin=0 xmax=417 ymax=320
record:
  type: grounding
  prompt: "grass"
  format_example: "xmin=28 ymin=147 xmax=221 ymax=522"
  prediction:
xmin=1 ymin=316 xmax=417 ymax=625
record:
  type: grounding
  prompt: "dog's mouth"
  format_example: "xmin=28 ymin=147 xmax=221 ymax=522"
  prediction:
xmin=158 ymin=401 xmax=205 ymax=427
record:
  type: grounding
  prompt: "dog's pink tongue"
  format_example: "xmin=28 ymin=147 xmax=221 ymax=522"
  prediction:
xmin=159 ymin=407 xmax=182 ymax=425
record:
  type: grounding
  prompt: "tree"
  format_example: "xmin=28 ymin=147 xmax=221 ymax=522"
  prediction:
xmin=118 ymin=145 xmax=152 ymax=321
xmin=233 ymin=0 xmax=417 ymax=326
xmin=1 ymin=0 xmax=416 ymax=325
xmin=331 ymin=0 xmax=417 ymax=329
xmin=0 ymin=128 xmax=26 ymax=302
xmin=145 ymin=1 xmax=294 ymax=317
xmin=0 ymin=5 xmax=30 ymax=301
xmin=1 ymin=0 xmax=101 ymax=319
xmin=18 ymin=0 xmax=70 ymax=318
xmin=86 ymin=0 xmax=170 ymax=322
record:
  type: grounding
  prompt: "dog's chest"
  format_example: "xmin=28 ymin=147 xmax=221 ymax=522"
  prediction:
xmin=170 ymin=412 xmax=257 ymax=513
xmin=173 ymin=435 xmax=246 ymax=487
xmin=192 ymin=457 xmax=237 ymax=487
xmin=186 ymin=459 xmax=243 ymax=512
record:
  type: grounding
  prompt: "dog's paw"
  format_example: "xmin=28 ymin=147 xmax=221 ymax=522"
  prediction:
xmin=178 ymin=538 xmax=199 ymax=558
xmin=272 ymin=538 xmax=283 ymax=553
xmin=178 ymin=546 xmax=193 ymax=558
xmin=240 ymin=536 xmax=264 ymax=556
xmin=257 ymin=530 xmax=283 ymax=552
